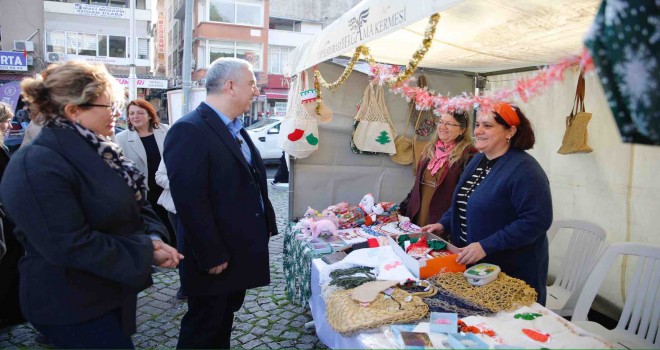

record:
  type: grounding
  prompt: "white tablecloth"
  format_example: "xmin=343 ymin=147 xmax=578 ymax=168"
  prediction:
xmin=309 ymin=259 xmax=614 ymax=349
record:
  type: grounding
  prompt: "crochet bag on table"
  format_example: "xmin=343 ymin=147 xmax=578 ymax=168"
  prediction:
xmin=325 ymin=288 xmax=428 ymax=334
xmin=278 ymin=72 xmax=319 ymax=159
xmin=430 ymin=272 xmax=537 ymax=313
xmin=558 ymin=69 xmax=593 ymax=154
xmin=351 ymin=83 xmax=397 ymax=155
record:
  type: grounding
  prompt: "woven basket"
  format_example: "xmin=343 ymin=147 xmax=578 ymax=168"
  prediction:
xmin=391 ymin=102 xmax=416 ymax=165
xmin=326 ymin=288 xmax=428 ymax=334
xmin=391 ymin=136 xmax=414 ymax=165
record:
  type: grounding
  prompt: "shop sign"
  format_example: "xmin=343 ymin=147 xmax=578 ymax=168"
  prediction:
xmin=317 ymin=4 xmax=406 ymax=61
xmin=267 ymin=74 xmax=289 ymax=88
xmin=0 ymin=51 xmax=27 ymax=72
xmin=116 ymin=78 xmax=168 ymax=89
xmin=157 ymin=11 xmax=165 ymax=54
xmin=0 ymin=82 xmax=21 ymax=111
xmin=78 ymin=55 xmax=125 ymax=65
xmin=74 ymin=3 xmax=126 ymax=18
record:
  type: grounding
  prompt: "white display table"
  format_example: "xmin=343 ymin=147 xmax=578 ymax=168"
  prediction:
xmin=309 ymin=259 xmax=613 ymax=349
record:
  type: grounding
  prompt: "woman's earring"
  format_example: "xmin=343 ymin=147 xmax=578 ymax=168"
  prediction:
xmin=506 ymin=137 xmax=511 ymax=143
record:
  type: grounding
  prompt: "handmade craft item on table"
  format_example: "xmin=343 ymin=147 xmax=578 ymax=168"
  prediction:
xmin=325 ymin=288 xmax=428 ymax=334
xmin=429 ymin=312 xmax=458 ymax=334
xmin=430 ymin=272 xmax=537 ymax=313
xmin=350 ymin=280 xmax=400 ymax=303
xmin=459 ymin=305 xmax=614 ymax=348
xmin=357 ymin=193 xmax=398 ymax=226
xmin=422 ymin=287 xmax=493 ymax=318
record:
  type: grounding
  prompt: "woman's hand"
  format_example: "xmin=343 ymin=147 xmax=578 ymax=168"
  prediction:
xmin=421 ymin=223 xmax=445 ymax=234
xmin=152 ymin=240 xmax=184 ymax=268
xmin=456 ymin=242 xmax=486 ymax=265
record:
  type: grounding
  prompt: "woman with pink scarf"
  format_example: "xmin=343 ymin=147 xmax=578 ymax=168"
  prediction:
xmin=398 ymin=111 xmax=476 ymax=231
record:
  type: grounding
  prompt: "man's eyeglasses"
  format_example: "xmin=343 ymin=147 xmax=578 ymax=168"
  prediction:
xmin=436 ymin=120 xmax=461 ymax=128
xmin=80 ymin=103 xmax=121 ymax=115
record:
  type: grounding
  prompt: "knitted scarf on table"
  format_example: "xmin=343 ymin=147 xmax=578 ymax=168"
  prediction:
xmin=426 ymin=140 xmax=456 ymax=175
xmin=45 ymin=116 xmax=147 ymax=201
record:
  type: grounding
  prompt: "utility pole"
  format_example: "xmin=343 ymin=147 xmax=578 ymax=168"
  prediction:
xmin=128 ymin=0 xmax=137 ymax=101
xmin=181 ymin=0 xmax=193 ymax=116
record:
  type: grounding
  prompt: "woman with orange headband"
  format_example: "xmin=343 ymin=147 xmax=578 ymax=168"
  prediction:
xmin=422 ymin=103 xmax=552 ymax=305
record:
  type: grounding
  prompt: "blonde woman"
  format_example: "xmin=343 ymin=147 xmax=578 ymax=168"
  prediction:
xmin=0 ymin=61 xmax=181 ymax=348
xmin=399 ymin=110 xmax=477 ymax=228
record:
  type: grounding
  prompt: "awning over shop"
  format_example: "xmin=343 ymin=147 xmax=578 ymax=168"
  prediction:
xmin=0 ymin=73 xmax=28 ymax=85
xmin=263 ymin=88 xmax=289 ymax=100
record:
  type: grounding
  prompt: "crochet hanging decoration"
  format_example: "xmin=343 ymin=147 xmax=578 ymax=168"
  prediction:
xmin=430 ymin=272 xmax=537 ymax=313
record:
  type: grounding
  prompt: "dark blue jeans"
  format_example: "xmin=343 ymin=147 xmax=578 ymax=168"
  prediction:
xmin=32 ymin=308 xmax=134 ymax=349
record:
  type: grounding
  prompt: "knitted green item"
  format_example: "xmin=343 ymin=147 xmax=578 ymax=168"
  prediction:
xmin=329 ymin=267 xmax=377 ymax=289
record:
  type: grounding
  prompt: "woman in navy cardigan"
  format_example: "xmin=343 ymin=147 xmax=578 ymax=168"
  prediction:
xmin=423 ymin=103 xmax=552 ymax=305
xmin=0 ymin=61 xmax=182 ymax=349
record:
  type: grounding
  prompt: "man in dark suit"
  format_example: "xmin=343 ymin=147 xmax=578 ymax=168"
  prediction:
xmin=164 ymin=57 xmax=278 ymax=349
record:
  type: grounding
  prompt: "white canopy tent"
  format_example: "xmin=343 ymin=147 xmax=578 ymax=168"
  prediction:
xmin=289 ymin=0 xmax=599 ymax=75
xmin=284 ymin=0 xmax=660 ymax=319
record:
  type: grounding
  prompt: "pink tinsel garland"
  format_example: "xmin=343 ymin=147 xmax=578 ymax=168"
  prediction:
xmin=369 ymin=49 xmax=594 ymax=116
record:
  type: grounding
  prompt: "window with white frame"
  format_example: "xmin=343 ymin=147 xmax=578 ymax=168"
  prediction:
xmin=209 ymin=0 xmax=263 ymax=26
xmin=45 ymin=30 xmax=149 ymax=60
xmin=268 ymin=45 xmax=293 ymax=75
xmin=46 ymin=31 xmax=66 ymax=53
xmin=208 ymin=41 xmax=262 ymax=71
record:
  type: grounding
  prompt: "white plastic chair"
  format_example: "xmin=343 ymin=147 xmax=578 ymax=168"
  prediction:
xmin=546 ymin=220 xmax=607 ymax=317
xmin=572 ymin=242 xmax=660 ymax=349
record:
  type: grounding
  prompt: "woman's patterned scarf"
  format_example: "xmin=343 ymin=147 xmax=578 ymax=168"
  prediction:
xmin=426 ymin=140 xmax=456 ymax=176
xmin=45 ymin=116 xmax=147 ymax=201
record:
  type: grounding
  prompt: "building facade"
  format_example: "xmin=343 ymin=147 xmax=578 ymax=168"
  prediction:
xmin=0 ymin=0 xmax=44 ymax=92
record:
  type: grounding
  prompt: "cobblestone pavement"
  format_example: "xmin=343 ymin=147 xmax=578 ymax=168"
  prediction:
xmin=0 ymin=181 xmax=328 ymax=349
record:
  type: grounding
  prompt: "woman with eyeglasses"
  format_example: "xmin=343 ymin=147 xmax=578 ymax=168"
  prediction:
xmin=422 ymin=103 xmax=552 ymax=305
xmin=0 ymin=61 xmax=182 ymax=349
xmin=116 ymin=100 xmax=175 ymax=247
xmin=399 ymin=111 xmax=477 ymax=229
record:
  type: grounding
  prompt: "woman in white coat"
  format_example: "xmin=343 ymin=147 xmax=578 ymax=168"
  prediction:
xmin=116 ymin=99 xmax=175 ymax=246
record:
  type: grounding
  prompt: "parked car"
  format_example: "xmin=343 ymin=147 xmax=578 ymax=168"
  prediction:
xmin=245 ymin=117 xmax=283 ymax=162
xmin=4 ymin=121 xmax=25 ymax=154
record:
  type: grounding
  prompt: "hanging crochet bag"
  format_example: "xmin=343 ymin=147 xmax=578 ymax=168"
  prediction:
xmin=351 ymin=83 xmax=397 ymax=155
xmin=278 ymin=71 xmax=319 ymax=159
xmin=558 ymin=69 xmax=593 ymax=154
xmin=390 ymin=102 xmax=416 ymax=165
